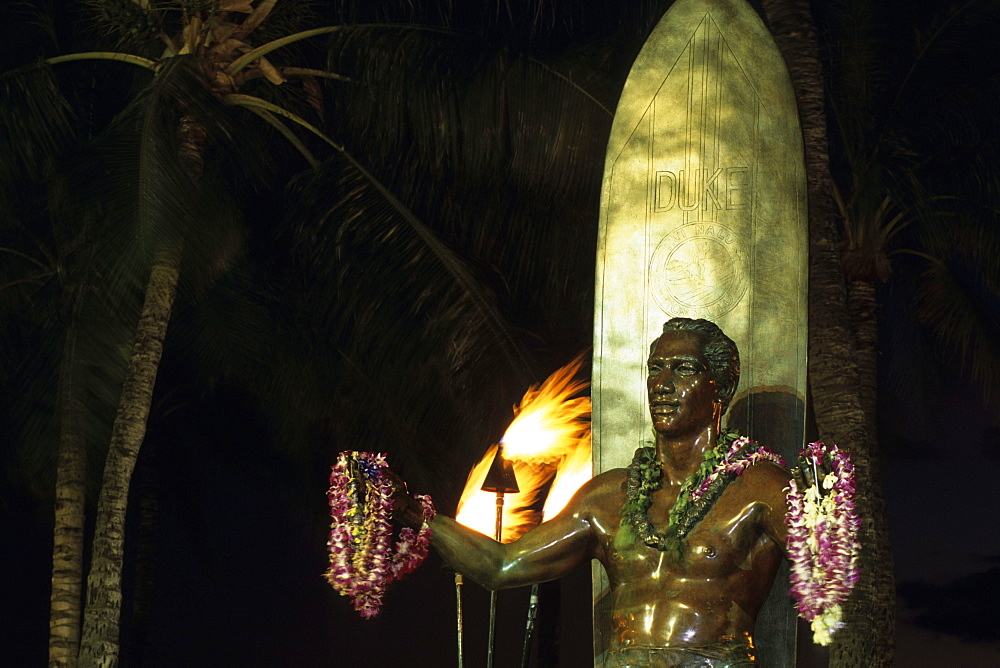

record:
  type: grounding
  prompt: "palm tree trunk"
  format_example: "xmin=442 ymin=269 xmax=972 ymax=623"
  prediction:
xmin=78 ymin=106 xmax=205 ymax=666
xmin=121 ymin=438 xmax=160 ymax=667
xmin=847 ymin=279 xmax=879 ymax=437
xmin=761 ymin=1 xmax=894 ymax=665
xmin=844 ymin=276 xmax=895 ymax=665
xmin=49 ymin=325 xmax=87 ymax=668
xmin=78 ymin=242 xmax=181 ymax=668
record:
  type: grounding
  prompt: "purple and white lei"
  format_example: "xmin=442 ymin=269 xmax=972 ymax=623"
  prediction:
xmin=323 ymin=451 xmax=435 ymax=618
xmin=785 ymin=442 xmax=861 ymax=645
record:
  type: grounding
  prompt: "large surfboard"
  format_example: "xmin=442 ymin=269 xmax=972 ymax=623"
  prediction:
xmin=591 ymin=0 xmax=808 ymax=664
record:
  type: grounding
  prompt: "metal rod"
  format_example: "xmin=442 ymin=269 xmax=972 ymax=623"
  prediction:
xmin=480 ymin=444 xmax=517 ymax=668
xmin=811 ymin=454 xmax=823 ymax=496
xmin=486 ymin=491 xmax=504 ymax=668
xmin=520 ymin=582 xmax=540 ymax=667
xmin=487 ymin=590 xmax=498 ymax=667
xmin=455 ymin=572 xmax=464 ymax=668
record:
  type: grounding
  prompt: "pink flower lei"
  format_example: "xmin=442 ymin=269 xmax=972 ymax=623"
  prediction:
xmin=785 ymin=442 xmax=861 ymax=645
xmin=323 ymin=451 xmax=435 ymax=618
xmin=690 ymin=434 xmax=785 ymax=502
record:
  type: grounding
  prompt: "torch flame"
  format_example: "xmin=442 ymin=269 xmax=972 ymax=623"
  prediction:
xmin=455 ymin=354 xmax=592 ymax=542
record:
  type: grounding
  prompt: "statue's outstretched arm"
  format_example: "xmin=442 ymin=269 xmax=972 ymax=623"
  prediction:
xmin=427 ymin=508 xmax=594 ymax=590
xmin=395 ymin=474 xmax=602 ymax=591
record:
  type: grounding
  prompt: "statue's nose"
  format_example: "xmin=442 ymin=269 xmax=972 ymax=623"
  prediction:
xmin=651 ymin=371 xmax=675 ymax=394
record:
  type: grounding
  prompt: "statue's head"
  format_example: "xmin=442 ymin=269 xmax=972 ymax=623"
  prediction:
xmin=650 ymin=318 xmax=740 ymax=416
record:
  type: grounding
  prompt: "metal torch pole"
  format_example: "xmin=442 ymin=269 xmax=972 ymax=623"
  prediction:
xmin=480 ymin=445 xmax=519 ymax=668
xmin=487 ymin=491 xmax=504 ymax=668
xmin=455 ymin=571 xmax=464 ymax=668
xmin=520 ymin=582 xmax=540 ymax=667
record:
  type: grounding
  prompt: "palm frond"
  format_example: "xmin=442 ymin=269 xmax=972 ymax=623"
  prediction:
xmin=46 ymin=51 xmax=159 ymax=70
xmin=58 ymin=56 xmax=248 ymax=306
xmin=917 ymin=208 xmax=1000 ymax=297
xmin=1 ymin=317 xmax=61 ymax=497
xmin=320 ymin=0 xmax=666 ymax=50
xmin=266 ymin=20 xmax=615 ymax=496
xmin=912 ymin=253 xmax=1000 ymax=412
xmin=228 ymin=25 xmax=354 ymax=76
xmin=0 ymin=1 xmax=61 ymax=62
xmin=892 ymin=0 xmax=1000 ymax=112
xmin=816 ymin=0 xmax=897 ymax=170
xmin=80 ymin=0 xmax=166 ymax=54
xmin=248 ymin=0 xmax=323 ymax=44
xmin=288 ymin=148 xmax=534 ymax=359
xmin=321 ymin=25 xmax=610 ymax=323
xmin=1 ymin=204 xmax=136 ymax=503
xmin=239 ymin=105 xmax=320 ymax=166
xmin=0 ymin=61 xmax=74 ymax=193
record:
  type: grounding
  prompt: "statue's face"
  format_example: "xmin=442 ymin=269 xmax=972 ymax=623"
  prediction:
xmin=647 ymin=331 xmax=719 ymax=437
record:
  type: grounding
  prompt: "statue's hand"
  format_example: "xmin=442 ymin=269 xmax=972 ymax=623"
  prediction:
xmin=385 ymin=468 xmax=426 ymax=529
xmin=792 ymin=451 xmax=833 ymax=495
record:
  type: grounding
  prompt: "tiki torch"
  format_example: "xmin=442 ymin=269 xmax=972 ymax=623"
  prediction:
xmin=480 ymin=444 xmax=519 ymax=668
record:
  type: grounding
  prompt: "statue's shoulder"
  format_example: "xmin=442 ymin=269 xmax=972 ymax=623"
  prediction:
xmin=751 ymin=456 xmax=791 ymax=479
xmin=570 ymin=468 xmax=628 ymax=520
xmin=734 ymin=455 xmax=792 ymax=502
xmin=590 ymin=466 xmax=629 ymax=490
xmin=734 ymin=437 xmax=791 ymax=478
xmin=559 ymin=467 xmax=625 ymax=510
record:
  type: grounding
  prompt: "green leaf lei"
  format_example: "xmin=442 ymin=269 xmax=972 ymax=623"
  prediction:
xmin=621 ymin=430 xmax=780 ymax=554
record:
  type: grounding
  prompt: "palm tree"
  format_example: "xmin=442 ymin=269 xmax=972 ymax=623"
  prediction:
xmin=758 ymin=3 xmax=891 ymax=663
xmin=1 ymin=2 xmax=488 ymax=664
xmin=819 ymin=0 xmax=1000 ymax=419
xmin=1 ymin=13 xmax=139 ymax=663
xmin=6 ymin=1 xmax=594 ymax=663
xmin=764 ymin=0 xmax=1000 ymax=665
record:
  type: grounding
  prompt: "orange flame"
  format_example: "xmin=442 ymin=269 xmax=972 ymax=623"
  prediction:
xmin=455 ymin=355 xmax=592 ymax=542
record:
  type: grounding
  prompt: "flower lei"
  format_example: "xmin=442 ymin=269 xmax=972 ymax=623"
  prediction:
xmin=785 ymin=442 xmax=860 ymax=645
xmin=622 ymin=430 xmax=784 ymax=554
xmin=323 ymin=451 xmax=435 ymax=618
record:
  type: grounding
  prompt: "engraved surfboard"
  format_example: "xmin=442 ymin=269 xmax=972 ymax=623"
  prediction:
xmin=591 ymin=0 xmax=807 ymax=663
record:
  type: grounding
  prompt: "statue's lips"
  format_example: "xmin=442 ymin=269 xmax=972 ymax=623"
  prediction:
xmin=649 ymin=401 xmax=680 ymax=415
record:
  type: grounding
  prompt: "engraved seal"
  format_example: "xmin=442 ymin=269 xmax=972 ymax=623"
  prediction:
xmin=649 ymin=222 xmax=748 ymax=318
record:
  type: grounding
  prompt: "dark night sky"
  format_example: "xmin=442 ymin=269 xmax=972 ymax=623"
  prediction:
xmin=883 ymin=392 xmax=1000 ymax=664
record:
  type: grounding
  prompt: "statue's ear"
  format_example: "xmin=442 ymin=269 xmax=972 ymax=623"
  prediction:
xmin=716 ymin=378 xmax=736 ymax=407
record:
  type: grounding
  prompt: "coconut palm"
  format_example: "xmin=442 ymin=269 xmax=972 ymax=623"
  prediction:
xmin=1 ymin=10 xmax=141 ymax=664
xmin=0 ymin=201 xmax=132 ymax=668
xmin=764 ymin=0 xmax=1000 ymax=665
xmin=759 ymin=3 xmax=892 ymax=663
xmin=282 ymin=23 xmax=619 ymax=498
xmin=0 ymin=1 xmax=543 ymax=664
xmin=819 ymin=0 xmax=1000 ymax=421
xmin=4 ymin=1 xmax=616 ymax=664
xmin=821 ymin=3 xmax=1000 ymax=663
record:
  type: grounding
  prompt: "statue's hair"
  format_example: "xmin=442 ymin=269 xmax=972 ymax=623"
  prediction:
xmin=653 ymin=318 xmax=740 ymax=414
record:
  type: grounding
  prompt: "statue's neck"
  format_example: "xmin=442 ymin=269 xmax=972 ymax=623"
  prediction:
xmin=656 ymin=421 xmax=721 ymax=485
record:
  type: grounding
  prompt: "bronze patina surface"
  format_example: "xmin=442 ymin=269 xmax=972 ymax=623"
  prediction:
xmin=593 ymin=0 xmax=808 ymax=663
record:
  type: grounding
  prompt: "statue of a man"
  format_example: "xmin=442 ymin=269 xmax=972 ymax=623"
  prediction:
xmin=396 ymin=317 xmax=792 ymax=666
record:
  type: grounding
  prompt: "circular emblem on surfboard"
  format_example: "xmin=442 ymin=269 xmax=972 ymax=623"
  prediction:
xmin=649 ymin=222 xmax=748 ymax=318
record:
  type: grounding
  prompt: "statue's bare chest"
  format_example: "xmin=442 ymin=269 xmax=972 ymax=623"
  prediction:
xmin=601 ymin=486 xmax=765 ymax=583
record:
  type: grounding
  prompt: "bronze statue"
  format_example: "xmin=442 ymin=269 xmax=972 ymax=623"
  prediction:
xmin=395 ymin=318 xmax=792 ymax=666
